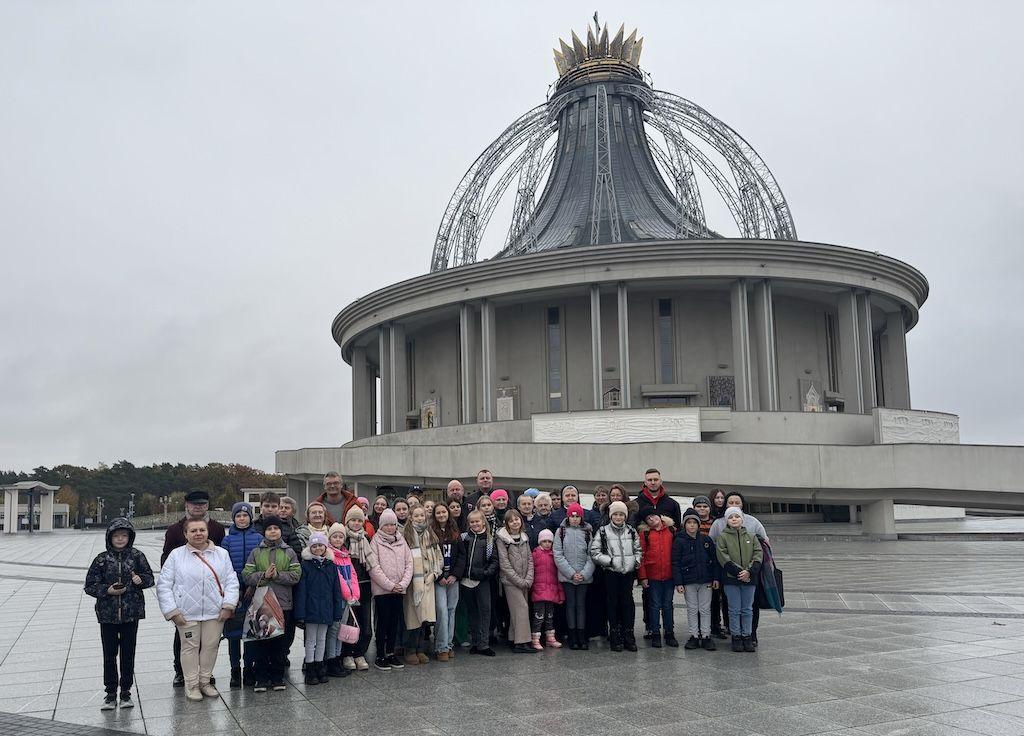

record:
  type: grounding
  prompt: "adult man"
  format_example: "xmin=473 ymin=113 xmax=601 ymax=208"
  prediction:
xmin=314 ymin=471 xmax=357 ymax=526
xmin=253 ymin=491 xmax=303 ymax=555
xmin=465 ymin=469 xmax=494 ymax=508
xmin=446 ymin=479 xmax=470 ymax=517
xmin=278 ymin=496 xmax=304 ymax=542
xmin=161 ymin=490 xmax=226 ymax=687
xmin=635 ymin=469 xmax=682 ymax=527
xmin=518 ymin=492 xmax=547 ymax=548
xmin=551 ymin=485 xmax=602 ymax=529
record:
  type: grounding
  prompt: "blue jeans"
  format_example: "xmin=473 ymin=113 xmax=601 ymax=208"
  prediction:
xmin=724 ymin=584 xmax=756 ymax=636
xmin=434 ymin=580 xmax=460 ymax=652
xmin=646 ymin=579 xmax=675 ymax=635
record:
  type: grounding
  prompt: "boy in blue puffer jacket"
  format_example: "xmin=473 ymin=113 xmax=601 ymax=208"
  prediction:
xmin=672 ymin=507 xmax=720 ymax=651
xmin=220 ymin=502 xmax=263 ymax=688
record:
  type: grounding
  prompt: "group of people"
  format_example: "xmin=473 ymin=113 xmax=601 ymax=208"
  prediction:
xmin=84 ymin=468 xmax=773 ymax=709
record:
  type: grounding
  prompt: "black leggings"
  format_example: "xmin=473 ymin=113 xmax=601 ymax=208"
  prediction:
xmin=563 ymin=583 xmax=588 ymax=629
xmin=374 ymin=594 xmax=403 ymax=658
xmin=463 ymin=582 xmax=492 ymax=648
xmin=101 ymin=622 xmax=138 ymax=695
xmin=605 ymin=571 xmax=636 ymax=636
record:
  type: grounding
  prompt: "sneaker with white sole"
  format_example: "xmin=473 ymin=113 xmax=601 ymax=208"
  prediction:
xmin=100 ymin=694 xmax=117 ymax=710
xmin=342 ymin=656 xmax=356 ymax=670
xmin=118 ymin=693 xmax=134 ymax=709
xmin=185 ymin=687 xmax=204 ymax=702
xmin=354 ymin=656 xmax=369 ymax=671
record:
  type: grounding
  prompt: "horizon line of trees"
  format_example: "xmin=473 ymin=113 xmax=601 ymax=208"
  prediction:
xmin=1 ymin=461 xmax=286 ymax=527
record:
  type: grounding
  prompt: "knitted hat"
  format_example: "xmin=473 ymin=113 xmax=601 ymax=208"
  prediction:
xmin=538 ymin=529 xmax=554 ymax=544
xmin=692 ymin=495 xmax=711 ymax=507
xmin=682 ymin=507 xmax=701 ymax=525
xmin=608 ymin=501 xmax=628 ymax=517
xmin=230 ymin=501 xmax=253 ymax=522
xmin=567 ymin=503 xmax=585 ymax=518
xmin=724 ymin=507 xmax=744 ymax=520
xmin=490 ymin=489 xmax=509 ymax=502
xmin=260 ymin=515 xmax=284 ymax=531
xmin=523 ymin=488 xmax=540 ymax=497
xmin=379 ymin=509 xmax=398 ymax=527
xmin=345 ymin=505 xmax=365 ymax=523
xmin=357 ymin=496 xmax=369 ymax=507
xmin=328 ymin=522 xmax=346 ymax=538
xmin=308 ymin=531 xmax=328 ymax=548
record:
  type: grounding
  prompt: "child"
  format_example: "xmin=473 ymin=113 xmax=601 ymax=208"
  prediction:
xmin=553 ymin=503 xmax=594 ymax=650
xmin=340 ymin=507 xmax=376 ymax=671
xmin=295 ymin=532 xmax=345 ymax=685
xmin=430 ymin=502 xmax=464 ymax=661
xmin=220 ymin=502 xmax=263 ymax=688
xmin=85 ymin=518 xmax=155 ymax=710
xmin=242 ymin=516 xmax=302 ymax=691
xmin=369 ymin=509 xmax=413 ymax=671
xmin=637 ymin=511 xmax=678 ymax=648
xmin=672 ymin=507 xmax=720 ymax=651
xmin=496 ymin=510 xmax=535 ymax=653
xmin=715 ymin=507 xmax=763 ymax=653
xmin=590 ymin=501 xmax=642 ymax=652
xmin=324 ymin=524 xmax=360 ymax=677
xmin=402 ymin=505 xmax=442 ymax=665
xmin=454 ymin=509 xmax=499 ymax=656
xmin=392 ymin=499 xmax=411 ymax=533
xmin=530 ymin=529 xmax=564 ymax=650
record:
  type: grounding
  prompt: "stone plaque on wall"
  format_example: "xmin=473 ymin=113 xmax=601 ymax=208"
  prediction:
xmin=532 ymin=408 xmax=701 ymax=444
xmin=873 ymin=408 xmax=960 ymax=444
xmin=707 ymin=375 xmax=735 ymax=408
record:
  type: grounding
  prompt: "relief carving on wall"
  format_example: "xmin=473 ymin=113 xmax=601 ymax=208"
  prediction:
xmin=874 ymin=408 xmax=960 ymax=445
xmin=533 ymin=408 xmax=701 ymax=444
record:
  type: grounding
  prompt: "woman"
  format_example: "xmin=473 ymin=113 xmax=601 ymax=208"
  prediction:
xmin=157 ymin=519 xmax=239 ymax=701
xmin=448 ymin=499 xmax=466 ymax=532
xmin=430 ymin=503 xmax=463 ymax=661
xmin=496 ymin=510 xmax=536 ymax=653
xmin=296 ymin=501 xmax=330 ymax=547
xmin=402 ymin=506 xmax=442 ymax=665
xmin=370 ymin=495 xmax=389 ymax=529
xmin=601 ymin=484 xmax=640 ymax=526
xmin=454 ymin=510 xmax=499 ymax=656
xmin=710 ymin=488 xmax=728 ymax=520
xmin=592 ymin=486 xmax=609 ymax=514
xmin=393 ymin=499 xmax=411 ymax=533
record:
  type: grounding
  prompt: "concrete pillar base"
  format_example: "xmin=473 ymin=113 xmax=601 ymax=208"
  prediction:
xmin=3 ymin=490 xmax=16 ymax=534
xmin=38 ymin=492 xmax=54 ymax=532
xmin=861 ymin=499 xmax=896 ymax=540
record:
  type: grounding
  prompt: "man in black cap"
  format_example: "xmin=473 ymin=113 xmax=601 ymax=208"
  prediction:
xmin=161 ymin=490 xmax=227 ymax=687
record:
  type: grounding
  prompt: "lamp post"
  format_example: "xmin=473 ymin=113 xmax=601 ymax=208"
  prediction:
xmin=128 ymin=493 xmax=135 ymax=520
xmin=96 ymin=497 xmax=104 ymax=525
xmin=159 ymin=495 xmax=170 ymax=516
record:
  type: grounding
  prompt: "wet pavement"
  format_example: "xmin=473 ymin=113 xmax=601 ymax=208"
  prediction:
xmin=0 ymin=529 xmax=1023 ymax=735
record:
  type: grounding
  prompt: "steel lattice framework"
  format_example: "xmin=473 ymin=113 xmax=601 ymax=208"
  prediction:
xmin=430 ymin=26 xmax=797 ymax=273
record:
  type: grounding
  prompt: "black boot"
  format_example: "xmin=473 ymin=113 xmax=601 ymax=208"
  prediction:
xmin=579 ymin=630 xmax=589 ymax=651
xmin=623 ymin=630 xmax=638 ymax=652
xmin=304 ymin=663 xmax=319 ymax=685
xmin=664 ymin=631 xmax=679 ymax=648
xmin=702 ymin=636 xmax=717 ymax=651
xmin=731 ymin=635 xmax=744 ymax=653
xmin=743 ymin=636 xmax=756 ymax=653
xmin=610 ymin=627 xmax=623 ymax=652
xmin=242 ymin=667 xmax=256 ymax=687
xmin=317 ymin=661 xmax=329 ymax=684
xmin=684 ymin=636 xmax=701 ymax=650
xmin=229 ymin=666 xmax=241 ymax=689
xmin=326 ymin=657 xmax=346 ymax=678
xmin=172 ymin=668 xmax=184 ymax=688
xmin=650 ymin=632 xmax=662 ymax=648
xmin=566 ymin=629 xmax=578 ymax=650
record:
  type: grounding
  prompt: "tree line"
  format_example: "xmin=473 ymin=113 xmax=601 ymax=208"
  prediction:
xmin=0 ymin=461 xmax=285 ymax=527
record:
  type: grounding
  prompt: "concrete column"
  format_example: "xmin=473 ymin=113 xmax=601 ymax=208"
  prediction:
xmin=590 ymin=285 xmax=603 ymax=410
xmin=857 ymin=292 xmax=876 ymax=409
xmin=304 ymin=480 xmax=311 ymax=511
xmin=389 ymin=322 xmax=408 ymax=432
xmin=368 ymin=362 xmax=379 ymax=435
xmin=730 ymin=279 xmax=754 ymax=411
xmin=378 ymin=325 xmax=392 ymax=433
xmin=883 ymin=311 xmax=911 ymax=409
xmin=837 ymin=289 xmax=864 ymax=413
xmin=3 ymin=490 xmax=16 ymax=534
xmin=38 ymin=492 xmax=53 ymax=532
xmin=861 ymin=499 xmax=896 ymax=540
xmin=751 ymin=279 xmax=779 ymax=411
xmin=616 ymin=282 xmax=631 ymax=408
xmin=480 ymin=299 xmax=497 ymax=422
xmin=848 ymin=504 xmax=858 ymax=524
xmin=351 ymin=345 xmax=372 ymax=440
xmin=459 ymin=303 xmax=477 ymax=424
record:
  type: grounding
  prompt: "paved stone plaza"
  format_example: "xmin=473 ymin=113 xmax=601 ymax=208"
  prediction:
xmin=1 ymin=530 xmax=1024 ymax=736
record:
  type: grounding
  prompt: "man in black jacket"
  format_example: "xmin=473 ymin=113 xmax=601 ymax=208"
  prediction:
xmin=635 ymin=469 xmax=682 ymax=527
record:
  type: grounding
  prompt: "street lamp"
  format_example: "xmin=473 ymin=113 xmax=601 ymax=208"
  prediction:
xmin=128 ymin=493 xmax=135 ymax=520
xmin=96 ymin=497 xmax=104 ymax=525
xmin=159 ymin=495 xmax=170 ymax=516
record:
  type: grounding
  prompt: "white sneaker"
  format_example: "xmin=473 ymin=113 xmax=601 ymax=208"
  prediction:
xmin=200 ymin=684 xmax=219 ymax=697
xmin=342 ymin=656 xmax=356 ymax=670
xmin=354 ymin=656 xmax=369 ymax=671
xmin=185 ymin=687 xmax=203 ymax=702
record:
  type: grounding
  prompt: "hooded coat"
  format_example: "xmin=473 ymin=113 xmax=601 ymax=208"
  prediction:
xmin=636 ymin=516 xmax=676 ymax=582
xmin=495 ymin=527 xmax=534 ymax=591
xmin=635 ymin=487 xmax=682 ymax=528
xmin=671 ymin=528 xmax=719 ymax=586
xmin=220 ymin=503 xmax=264 ymax=588
xmin=241 ymin=538 xmax=302 ymax=610
xmin=84 ymin=518 xmax=155 ymax=624
xmin=530 ymin=545 xmax=564 ymax=603
xmin=294 ymin=549 xmax=346 ymax=625
xmin=368 ymin=530 xmax=414 ymax=597
xmin=590 ymin=522 xmax=642 ymax=574
xmin=552 ymin=519 xmax=595 ymax=584
xmin=715 ymin=525 xmax=764 ymax=586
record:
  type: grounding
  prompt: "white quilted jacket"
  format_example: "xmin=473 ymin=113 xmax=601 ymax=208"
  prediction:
xmin=157 ymin=541 xmax=239 ymax=621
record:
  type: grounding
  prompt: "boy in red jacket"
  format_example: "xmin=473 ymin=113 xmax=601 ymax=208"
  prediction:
xmin=638 ymin=512 xmax=678 ymax=648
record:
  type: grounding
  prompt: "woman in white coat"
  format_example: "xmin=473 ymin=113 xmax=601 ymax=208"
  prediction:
xmin=157 ymin=519 xmax=239 ymax=700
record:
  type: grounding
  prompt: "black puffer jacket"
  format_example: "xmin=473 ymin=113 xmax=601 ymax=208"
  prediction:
xmin=454 ymin=530 xmax=499 ymax=582
xmin=84 ymin=518 xmax=155 ymax=624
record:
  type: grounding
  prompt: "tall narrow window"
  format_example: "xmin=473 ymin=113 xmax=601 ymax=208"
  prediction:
xmin=657 ymin=299 xmax=674 ymax=383
xmin=547 ymin=307 xmax=563 ymax=411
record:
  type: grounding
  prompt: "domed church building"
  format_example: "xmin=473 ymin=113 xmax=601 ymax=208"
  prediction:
xmin=277 ymin=18 xmax=1024 ymax=538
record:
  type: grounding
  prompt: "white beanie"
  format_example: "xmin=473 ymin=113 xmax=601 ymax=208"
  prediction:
xmin=724 ymin=507 xmax=744 ymax=520
xmin=609 ymin=501 xmax=629 ymax=517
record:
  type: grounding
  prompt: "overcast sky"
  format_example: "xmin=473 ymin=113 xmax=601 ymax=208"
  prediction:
xmin=2 ymin=1 xmax=1022 ymax=473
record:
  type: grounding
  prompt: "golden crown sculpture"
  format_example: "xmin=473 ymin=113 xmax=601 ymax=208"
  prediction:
xmin=553 ymin=14 xmax=644 ymax=78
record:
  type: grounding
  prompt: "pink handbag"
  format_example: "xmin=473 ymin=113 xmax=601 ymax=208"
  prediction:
xmin=337 ymin=606 xmax=359 ymax=644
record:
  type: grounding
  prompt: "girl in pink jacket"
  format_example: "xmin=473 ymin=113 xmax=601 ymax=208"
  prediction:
xmin=530 ymin=529 xmax=565 ymax=649
xmin=368 ymin=510 xmax=413 ymax=671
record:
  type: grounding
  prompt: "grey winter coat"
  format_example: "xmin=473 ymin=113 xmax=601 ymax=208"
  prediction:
xmin=496 ymin=528 xmax=534 ymax=591
xmin=553 ymin=519 xmax=595 ymax=584
xmin=590 ymin=522 xmax=642 ymax=574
